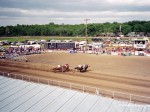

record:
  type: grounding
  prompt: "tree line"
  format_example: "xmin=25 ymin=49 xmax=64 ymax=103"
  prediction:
xmin=0 ymin=21 xmax=150 ymax=37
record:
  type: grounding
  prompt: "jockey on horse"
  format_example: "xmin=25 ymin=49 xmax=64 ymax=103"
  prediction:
xmin=75 ymin=64 xmax=89 ymax=72
xmin=53 ymin=64 xmax=70 ymax=72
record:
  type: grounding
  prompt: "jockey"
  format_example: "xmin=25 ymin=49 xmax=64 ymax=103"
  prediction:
xmin=78 ymin=65 xmax=82 ymax=68
xmin=64 ymin=64 xmax=69 ymax=70
xmin=82 ymin=64 xmax=88 ymax=69
xmin=65 ymin=64 xmax=69 ymax=67
xmin=80 ymin=64 xmax=89 ymax=72
xmin=57 ymin=65 xmax=62 ymax=69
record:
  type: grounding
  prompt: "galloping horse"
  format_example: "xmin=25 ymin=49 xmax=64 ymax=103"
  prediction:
xmin=74 ymin=64 xmax=89 ymax=72
xmin=52 ymin=64 xmax=71 ymax=73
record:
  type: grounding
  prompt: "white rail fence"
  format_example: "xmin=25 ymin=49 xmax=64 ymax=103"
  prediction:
xmin=0 ymin=72 xmax=150 ymax=104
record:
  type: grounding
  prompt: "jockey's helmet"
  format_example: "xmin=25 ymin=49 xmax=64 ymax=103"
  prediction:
xmin=78 ymin=65 xmax=82 ymax=68
xmin=57 ymin=65 xmax=61 ymax=68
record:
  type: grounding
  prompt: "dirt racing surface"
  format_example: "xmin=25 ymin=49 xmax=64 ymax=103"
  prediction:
xmin=0 ymin=52 xmax=150 ymax=100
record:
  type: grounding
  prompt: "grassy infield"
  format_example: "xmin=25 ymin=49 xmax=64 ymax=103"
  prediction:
xmin=0 ymin=36 xmax=89 ymax=42
xmin=1 ymin=36 xmax=149 ymax=42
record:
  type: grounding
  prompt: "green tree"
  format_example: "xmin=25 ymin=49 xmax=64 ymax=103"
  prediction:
xmin=122 ymin=24 xmax=132 ymax=35
xmin=0 ymin=26 xmax=5 ymax=36
xmin=133 ymin=24 xmax=143 ymax=34
xmin=143 ymin=22 xmax=150 ymax=34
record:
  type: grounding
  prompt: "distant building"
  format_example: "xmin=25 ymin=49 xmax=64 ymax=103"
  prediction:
xmin=44 ymin=42 xmax=76 ymax=50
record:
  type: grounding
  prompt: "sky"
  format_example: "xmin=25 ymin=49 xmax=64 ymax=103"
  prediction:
xmin=0 ymin=0 xmax=150 ymax=26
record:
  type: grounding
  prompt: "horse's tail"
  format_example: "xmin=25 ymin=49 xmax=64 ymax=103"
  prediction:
xmin=69 ymin=69 xmax=75 ymax=73
xmin=52 ymin=68 xmax=56 ymax=73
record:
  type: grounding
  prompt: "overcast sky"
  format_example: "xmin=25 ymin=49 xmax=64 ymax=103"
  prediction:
xmin=0 ymin=0 xmax=150 ymax=26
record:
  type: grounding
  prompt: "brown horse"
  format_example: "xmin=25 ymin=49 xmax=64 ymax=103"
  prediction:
xmin=52 ymin=64 xmax=73 ymax=73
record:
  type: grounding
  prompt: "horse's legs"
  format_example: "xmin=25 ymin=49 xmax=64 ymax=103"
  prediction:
xmin=61 ymin=66 xmax=64 ymax=72
xmin=54 ymin=68 xmax=57 ymax=73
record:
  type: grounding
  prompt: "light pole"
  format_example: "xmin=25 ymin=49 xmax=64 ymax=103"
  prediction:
xmin=84 ymin=18 xmax=90 ymax=51
xmin=84 ymin=18 xmax=90 ymax=44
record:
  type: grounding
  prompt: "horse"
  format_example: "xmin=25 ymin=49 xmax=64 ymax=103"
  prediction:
xmin=74 ymin=64 xmax=89 ymax=72
xmin=52 ymin=64 xmax=73 ymax=73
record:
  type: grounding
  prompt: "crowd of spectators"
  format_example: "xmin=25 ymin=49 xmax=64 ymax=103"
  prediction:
xmin=3 ymin=46 xmax=42 ymax=60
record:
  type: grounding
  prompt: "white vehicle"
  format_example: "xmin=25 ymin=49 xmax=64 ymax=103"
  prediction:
xmin=133 ymin=37 xmax=149 ymax=49
xmin=133 ymin=37 xmax=149 ymax=56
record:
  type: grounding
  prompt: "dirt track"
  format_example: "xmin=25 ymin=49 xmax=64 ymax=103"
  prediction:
xmin=0 ymin=52 xmax=150 ymax=99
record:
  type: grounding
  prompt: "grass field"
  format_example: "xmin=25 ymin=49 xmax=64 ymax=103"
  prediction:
xmin=0 ymin=36 xmax=91 ymax=42
xmin=0 ymin=36 xmax=149 ymax=43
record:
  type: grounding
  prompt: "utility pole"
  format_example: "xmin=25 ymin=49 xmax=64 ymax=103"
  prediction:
xmin=84 ymin=18 xmax=90 ymax=52
xmin=84 ymin=18 xmax=90 ymax=44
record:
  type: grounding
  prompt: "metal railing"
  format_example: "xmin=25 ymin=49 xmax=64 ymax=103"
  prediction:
xmin=0 ymin=71 xmax=150 ymax=104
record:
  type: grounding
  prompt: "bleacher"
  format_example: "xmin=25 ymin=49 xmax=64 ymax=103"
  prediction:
xmin=0 ymin=76 xmax=149 ymax=112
